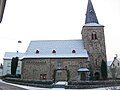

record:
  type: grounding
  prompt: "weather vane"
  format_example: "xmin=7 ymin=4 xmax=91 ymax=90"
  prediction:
xmin=0 ymin=0 xmax=7 ymax=23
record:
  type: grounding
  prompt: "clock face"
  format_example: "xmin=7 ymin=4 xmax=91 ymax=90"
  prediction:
xmin=0 ymin=0 xmax=7 ymax=23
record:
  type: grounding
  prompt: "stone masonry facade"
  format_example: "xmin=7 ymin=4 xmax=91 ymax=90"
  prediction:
xmin=21 ymin=0 xmax=107 ymax=81
xmin=81 ymin=26 xmax=107 ymax=79
xmin=21 ymin=58 xmax=89 ymax=81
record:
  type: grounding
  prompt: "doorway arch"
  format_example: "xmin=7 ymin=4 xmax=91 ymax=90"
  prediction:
xmin=94 ymin=72 xmax=100 ymax=80
xmin=53 ymin=69 xmax=69 ymax=83
xmin=81 ymin=72 xmax=86 ymax=80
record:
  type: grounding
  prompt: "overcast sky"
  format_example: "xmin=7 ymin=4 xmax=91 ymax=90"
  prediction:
xmin=0 ymin=0 xmax=120 ymax=63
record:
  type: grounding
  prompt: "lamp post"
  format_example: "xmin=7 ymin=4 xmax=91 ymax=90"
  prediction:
xmin=17 ymin=40 xmax=22 ymax=53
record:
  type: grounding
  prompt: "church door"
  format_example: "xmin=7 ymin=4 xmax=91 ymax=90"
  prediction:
xmin=81 ymin=72 xmax=86 ymax=80
xmin=95 ymin=72 xmax=100 ymax=80
xmin=54 ymin=69 xmax=69 ymax=83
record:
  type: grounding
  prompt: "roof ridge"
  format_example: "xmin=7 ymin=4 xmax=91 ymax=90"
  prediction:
xmin=31 ymin=39 xmax=83 ymax=42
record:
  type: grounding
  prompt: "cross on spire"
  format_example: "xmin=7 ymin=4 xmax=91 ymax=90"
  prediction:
xmin=85 ymin=0 xmax=99 ymax=24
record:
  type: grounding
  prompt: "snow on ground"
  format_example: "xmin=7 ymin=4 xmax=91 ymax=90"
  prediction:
xmin=1 ymin=80 xmax=120 ymax=90
xmin=51 ymin=88 xmax=65 ymax=90
xmin=55 ymin=81 xmax=68 ymax=85
xmin=0 ymin=80 xmax=48 ymax=90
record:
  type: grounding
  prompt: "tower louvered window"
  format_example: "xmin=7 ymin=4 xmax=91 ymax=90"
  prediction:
xmin=92 ymin=31 xmax=97 ymax=40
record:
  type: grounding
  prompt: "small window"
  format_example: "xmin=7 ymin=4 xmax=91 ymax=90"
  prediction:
xmin=118 ymin=63 xmax=119 ymax=66
xmin=43 ymin=74 xmax=46 ymax=80
xmin=95 ymin=60 xmax=97 ymax=66
xmin=52 ymin=50 xmax=56 ymax=53
xmin=57 ymin=71 xmax=62 ymax=76
xmin=57 ymin=62 xmax=62 ymax=68
xmin=92 ymin=31 xmax=97 ymax=40
xmin=79 ymin=63 xmax=82 ymax=68
xmin=7 ymin=63 xmax=11 ymax=67
xmin=89 ymin=10 xmax=94 ymax=13
xmin=40 ymin=74 xmax=43 ymax=80
xmin=40 ymin=74 xmax=46 ymax=80
xmin=7 ymin=70 xmax=10 ymax=74
xmin=72 ymin=50 xmax=76 ymax=53
xmin=35 ymin=50 xmax=39 ymax=54
xmin=18 ymin=63 xmax=20 ymax=67
xmin=16 ymin=70 xmax=20 ymax=73
xmin=65 ymin=66 xmax=67 ymax=69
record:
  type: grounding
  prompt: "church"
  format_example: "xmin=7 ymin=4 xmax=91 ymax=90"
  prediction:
xmin=21 ymin=0 xmax=107 ymax=81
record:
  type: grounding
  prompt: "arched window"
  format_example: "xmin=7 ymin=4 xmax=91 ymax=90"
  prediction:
xmin=95 ymin=59 xmax=97 ymax=66
xmin=65 ymin=66 xmax=67 ymax=69
xmin=72 ymin=50 xmax=76 ymax=53
xmin=89 ymin=10 xmax=94 ymax=13
xmin=52 ymin=50 xmax=56 ymax=53
xmin=92 ymin=31 xmax=97 ymax=40
xmin=35 ymin=50 xmax=39 ymax=54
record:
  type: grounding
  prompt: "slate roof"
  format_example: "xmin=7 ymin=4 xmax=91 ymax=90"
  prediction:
xmin=23 ymin=40 xmax=88 ymax=59
xmin=3 ymin=52 xmax=24 ymax=60
xmin=85 ymin=0 xmax=99 ymax=24
xmin=107 ymin=61 xmax=113 ymax=66
xmin=117 ymin=58 xmax=120 ymax=62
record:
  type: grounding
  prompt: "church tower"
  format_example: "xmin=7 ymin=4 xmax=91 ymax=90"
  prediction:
xmin=81 ymin=0 xmax=107 ymax=79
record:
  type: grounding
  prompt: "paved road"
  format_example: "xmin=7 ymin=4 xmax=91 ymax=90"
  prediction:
xmin=0 ymin=80 xmax=27 ymax=90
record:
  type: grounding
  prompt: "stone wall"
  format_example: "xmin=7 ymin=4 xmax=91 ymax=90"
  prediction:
xmin=82 ymin=26 xmax=107 ymax=79
xmin=21 ymin=58 xmax=89 ymax=81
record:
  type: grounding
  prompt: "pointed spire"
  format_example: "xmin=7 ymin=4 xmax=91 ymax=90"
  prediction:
xmin=85 ymin=0 xmax=99 ymax=24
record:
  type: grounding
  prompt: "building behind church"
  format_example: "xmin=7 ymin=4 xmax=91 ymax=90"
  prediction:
xmin=3 ymin=52 xmax=24 ymax=76
xmin=21 ymin=0 xmax=107 ymax=81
